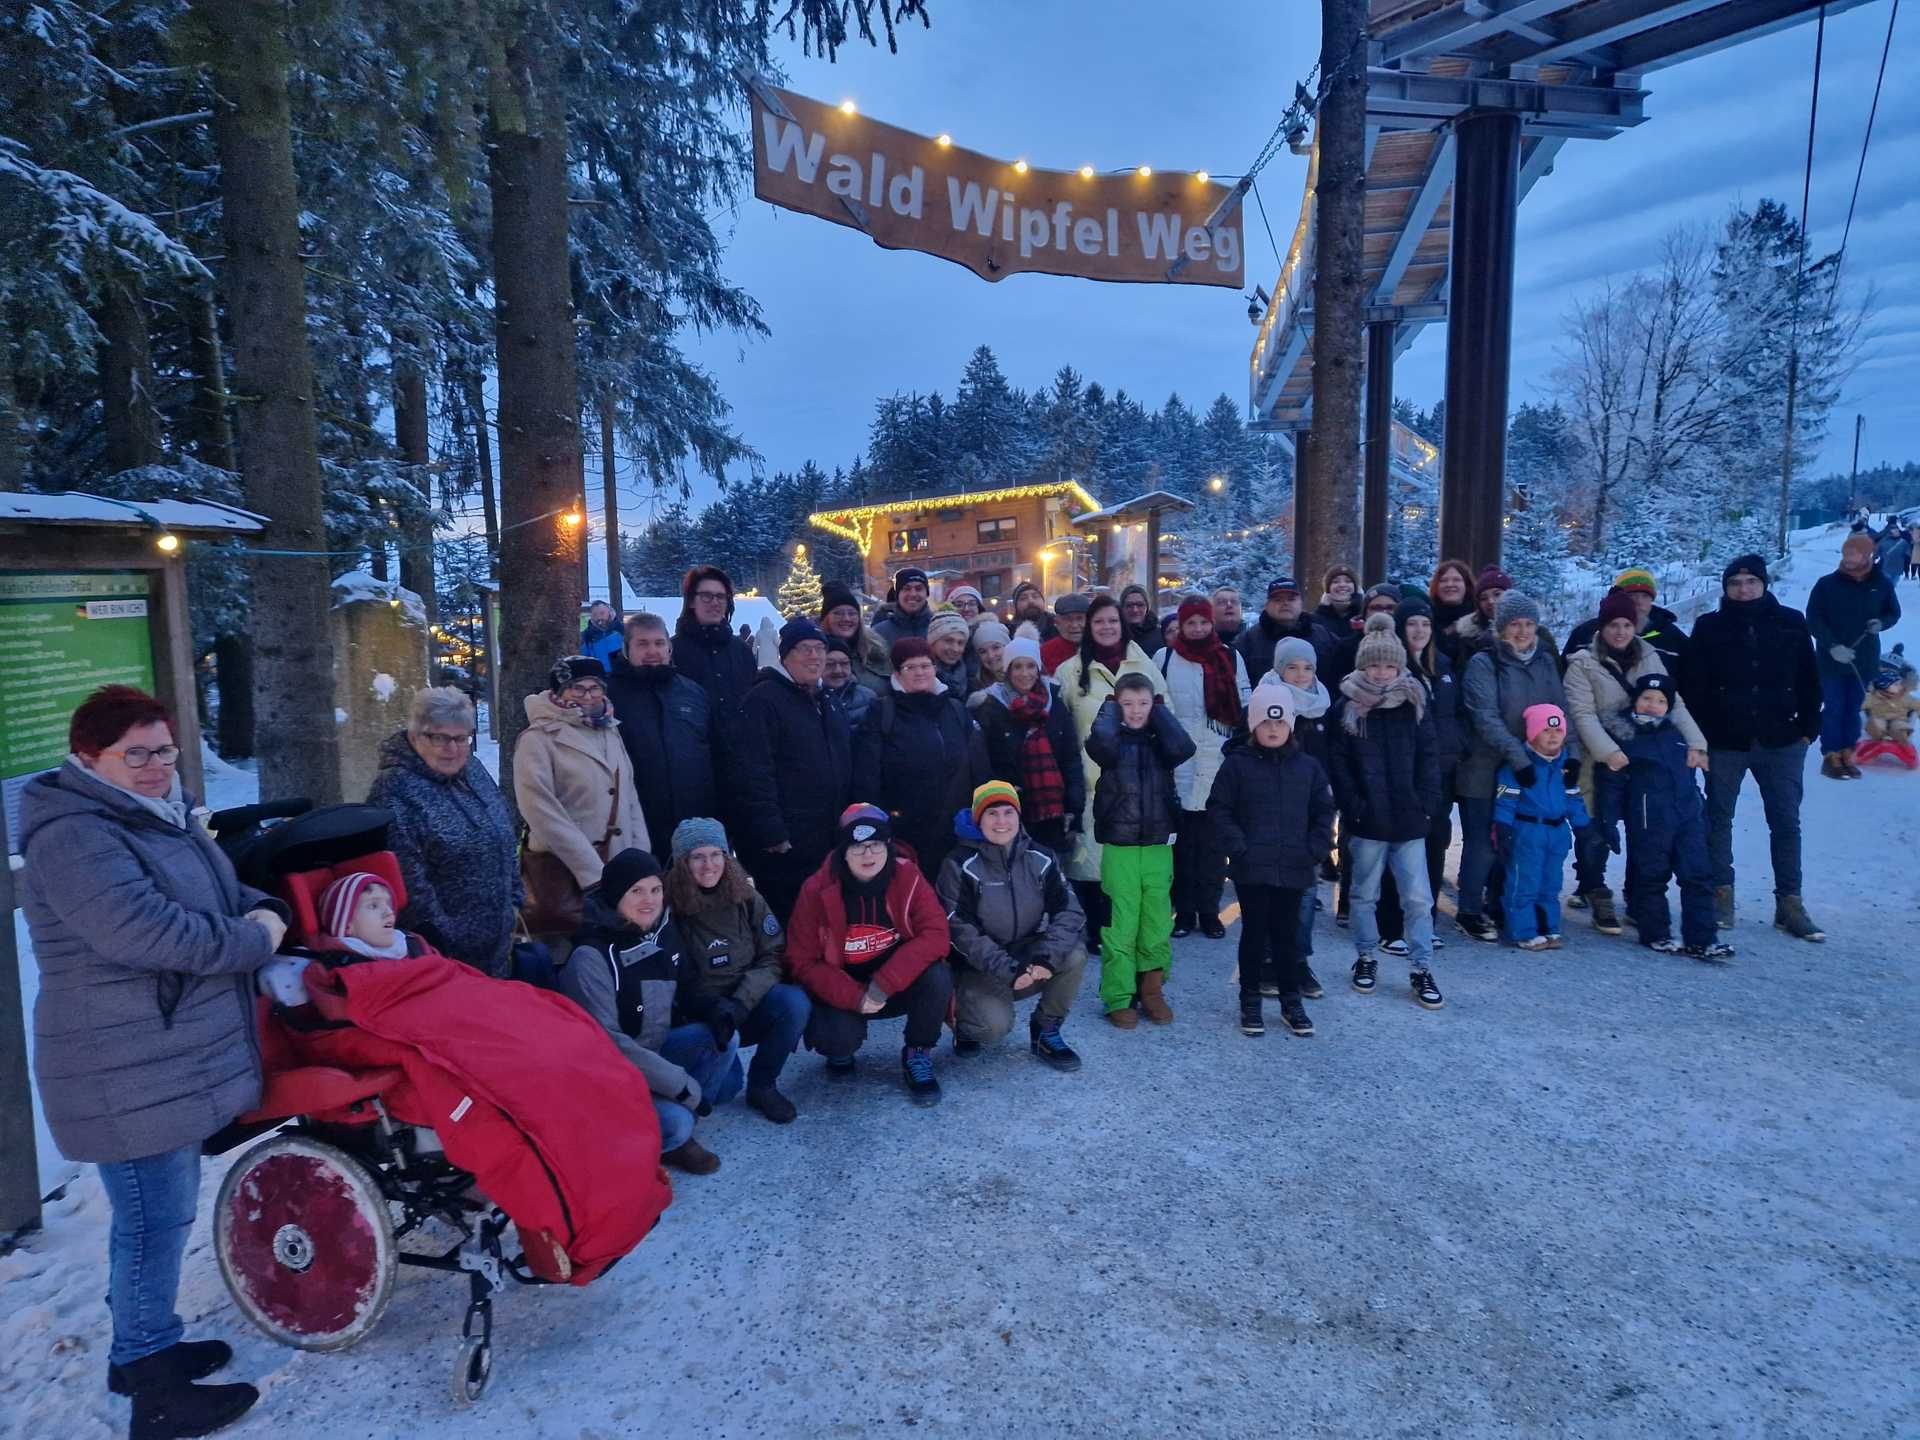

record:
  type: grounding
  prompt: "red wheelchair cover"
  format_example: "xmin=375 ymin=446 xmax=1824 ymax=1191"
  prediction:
xmin=285 ymin=954 xmax=670 ymax=1284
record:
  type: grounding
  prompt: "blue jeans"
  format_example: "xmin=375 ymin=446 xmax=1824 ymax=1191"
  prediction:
xmin=1349 ymin=837 xmax=1435 ymax=971
xmin=658 ymin=1023 xmax=740 ymax=1109
xmin=1456 ymin=795 xmax=1496 ymax=916
xmin=738 ymin=983 xmax=811 ymax=1093
xmin=97 ymin=1144 xmax=201 ymax=1366
xmin=653 ymin=1098 xmax=694 ymax=1152
xmin=1819 ymin=674 xmax=1865 ymax=753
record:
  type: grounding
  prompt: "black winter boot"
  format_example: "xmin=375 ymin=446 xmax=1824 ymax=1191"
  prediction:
xmin=121 ymin=1352 xmax=257 ymax=1440
xmin=108 ymin=1340 xmax=232 ymax=1396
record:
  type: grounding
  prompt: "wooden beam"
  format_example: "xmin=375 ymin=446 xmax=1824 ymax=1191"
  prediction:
xmin=1369 ymin=128 xmax=1455 ymax=305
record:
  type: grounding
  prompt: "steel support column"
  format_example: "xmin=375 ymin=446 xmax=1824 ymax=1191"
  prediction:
xmin=1440 ymin=110 xmax=1520 ymax=570
xmin=1291 ymin=428 xmax=1314 ymax=592
xmin=1364 ymin=321 xmax=1394 ymax=584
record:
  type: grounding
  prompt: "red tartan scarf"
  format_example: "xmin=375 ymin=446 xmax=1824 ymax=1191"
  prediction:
xmin=1006 ymin=688 xmax=1066 ymax=823
xmin=1169 ymin=629 xmax=1243 ymax=727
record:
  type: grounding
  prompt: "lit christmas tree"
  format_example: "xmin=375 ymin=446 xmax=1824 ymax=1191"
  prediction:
xmin=777 ymin=543 xmax=824 ymax=618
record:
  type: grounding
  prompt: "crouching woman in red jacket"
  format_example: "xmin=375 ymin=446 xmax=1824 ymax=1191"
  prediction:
xmin=787 ymin=803 xmax=953 ymax=1107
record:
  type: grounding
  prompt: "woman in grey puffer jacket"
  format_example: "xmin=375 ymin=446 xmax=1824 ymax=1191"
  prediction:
xmin=365 ymin=687 xmax=520 ymax=977
xmin=18 ymin=686 xmax=287 ymax=1432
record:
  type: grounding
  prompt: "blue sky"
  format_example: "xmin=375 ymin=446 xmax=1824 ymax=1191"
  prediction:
xmin=639 ymin=1 xmax=1915 ymax=531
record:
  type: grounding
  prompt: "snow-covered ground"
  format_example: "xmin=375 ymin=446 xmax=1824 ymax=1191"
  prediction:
xmin=3 ymin=525 xmax=1915 ymax=1438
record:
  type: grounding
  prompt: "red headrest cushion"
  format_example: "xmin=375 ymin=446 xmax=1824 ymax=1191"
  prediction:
xmin=281 ymin=851 xmax=408 ymax=948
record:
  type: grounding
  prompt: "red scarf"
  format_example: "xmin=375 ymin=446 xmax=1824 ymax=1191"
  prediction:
xmin=1006 ymin=688 xmax=1066 ymax=822
xmin=1088 ymin=638 xmax=1128 ymax=674
xmin=1170 ymin=629 xmax=1243 ymax=727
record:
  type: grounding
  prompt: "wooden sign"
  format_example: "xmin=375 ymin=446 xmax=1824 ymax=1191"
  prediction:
xmin=747 ymin=79 xmax=1244 ymax=289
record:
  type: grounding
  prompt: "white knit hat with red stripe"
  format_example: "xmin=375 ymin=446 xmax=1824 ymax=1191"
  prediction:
xmin=319 ymin=871 xmax=389 ymax=940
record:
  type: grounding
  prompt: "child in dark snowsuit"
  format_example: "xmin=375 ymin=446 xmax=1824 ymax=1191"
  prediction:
xmin=1493 ymin=703 xmax=1588 ymax=949
xmin=1618 ymin=675 xmax=1732 ymax=961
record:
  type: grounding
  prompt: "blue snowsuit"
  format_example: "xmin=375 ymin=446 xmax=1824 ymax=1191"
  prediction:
xmin=1493 ymin=749 xmax=1588 ymax=942
xmin=1612 ymin=715 xmax=1716 ymax=948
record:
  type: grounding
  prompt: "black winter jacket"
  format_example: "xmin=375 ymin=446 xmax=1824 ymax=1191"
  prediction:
xmin=1806 ymin=568 xmax=1901 ymax=683
xmin=1236 ymin=610 xmax=1339 ymax=685
xmin=1412 ymin=650 xmax=1465 ymax=775
xmin=734 ymin=666 xmax=853 ymax=858
xmin=1564 ymin=604 xmax=1690 ymax=672
xmin=672 ymin=616 xmax=758 ymax=719
xmin=1204 ymin=735 xmax=1335 ymax=890
xmin=1678 ymin=593 xmax=1822 ymax=751
xmin=1084 ymin=699 xmax=1197 ymax=846
xmin=971 ymin=682 xmax=1087 ymax=819
xmin=852 ymin=685 xmax=990 ymax=876
xmin=1326 ymin=696 xmax=1441 ymax=843
xmin=606 ymin=655 xmax=717 ymax=862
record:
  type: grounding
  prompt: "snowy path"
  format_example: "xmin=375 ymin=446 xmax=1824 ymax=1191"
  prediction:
xmin=3 ymin=528 xmax=1915 ymax=1438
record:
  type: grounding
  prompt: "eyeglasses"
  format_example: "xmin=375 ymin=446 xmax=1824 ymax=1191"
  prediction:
xmin=847 ymin=840 xmax=888 ymax=857
xmin=693 ymin=588 xmax=729 ymax=602
xmin=418 ymin=731 xmax=474 ymax=750
xmin=566 ymin=681 xmax=606 ymax=698
xmin=103 ymin=744 xmax=180 ymax=769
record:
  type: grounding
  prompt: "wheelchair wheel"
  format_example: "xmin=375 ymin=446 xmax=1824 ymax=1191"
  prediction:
xmin=215 ymin=1133 xmax=397 ymax=1351
xmin=450 ymin=1336 xmax=494 ymax=1405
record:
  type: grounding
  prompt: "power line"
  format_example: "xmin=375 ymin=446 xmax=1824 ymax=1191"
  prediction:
xmin=1841 ymin=0 xmax=1899 ymax=255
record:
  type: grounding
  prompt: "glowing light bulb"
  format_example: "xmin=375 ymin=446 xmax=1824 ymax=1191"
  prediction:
xmin=561 ymin=508 xmax=584 ymax=528
xmin=1013 ymin=159 xmax=1029 ymax=175
xmin=1137 ymin=165 xmax=1152 ymax=178
xmin=1079 ymin=165 xmax=1094 ymax=180
xmin=1197 ymin=171 xmax=1210 ymax=183
xmin=838 ymin=99 xmax=857 ymax=116
xmin=155 ymin=532 xmax=180 ymax=554
xmin=936 ymin=133 xmax=952 ymax=148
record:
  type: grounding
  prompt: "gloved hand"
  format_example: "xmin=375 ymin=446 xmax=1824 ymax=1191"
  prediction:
xmin=1830 ymin=644 xmax=1856 ymax=664
xmin=1606 ymin=828 xmax=1622 ymax=856
xmin=1865 ymin=619 xmax=1883 ymax=634
xmin=1514 ymin=763 xmax=1538 ymax=790
xmin=707 ymin=998 xmax=744 ymax=1050
xmin=1494 ymin=823 xmax=1515 ymax=860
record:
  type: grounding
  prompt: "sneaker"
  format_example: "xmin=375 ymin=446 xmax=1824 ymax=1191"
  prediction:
xmin=901 ymin=1047 xmax=942 ymax=1106
xmin=1239 ymin=999 xmax=1266 ymax=1036
xmin=1380 ymin=939 xmax=1411 ymax=959
xmin=1300 ymin=965 xmax=1325 ymax=999
xmin=1646 ymin=938 xmax=1683 ymax=954
xmin=1029 ymin=1020 xmax=1083 ymax=1072
xmin=1431 ymin=933 xmax=1447 ymax=950
xmin=1171 ymin=913 xmax=1196 ymax=939
xmin=1587 ymin=889 xmax=1622 ymax=935
xmin=953 ymin=1037 xmax=984 ymax=1058
xmin=1714 ymin=884 xmax=1735 ymax=930
xmin=661 ymin=1138 xmax=721 ymax=1174
xmin=1351 ymin=956 xmax=1377 ymax=993
xmin=1774 ymin=895 xmax=1825 ymax=943
xmin=1566 ymin=890 xmax=1590 ymax=910
xmin=1456 ymin=912 xmax=1499 ymax=943
xmin=1543 ymin=933 xmax=1566 ymax=949
xmin=1685 ymin=941 xmax=1735 ymax=963
xmin=1514 ymin=935 xmax=1552 ymax=952
xmin=109 ymin=1341 xmax=233 ymax=1396
xmin=1280 ymin=999 xmax=1314 ymax=1036
xmin=1200 ymin=915 xmax=1227 ymax=940
xmin=825 ymin=1054 xmax=856 ymax=1080
xmin=1335 ymin=909 xmax=1350 ymax=928
xmin=1410 ymin=970 xmax=1444 ymax=1009
xmin=1258 ymin=979 xmax=1281 ymax=998
xmin=745 ymin=1085 xmax=798 ymax=1124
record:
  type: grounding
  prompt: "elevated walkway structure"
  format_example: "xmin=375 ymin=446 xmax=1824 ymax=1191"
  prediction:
xmin=1249 ymin=0 xmax=1872 ymax=573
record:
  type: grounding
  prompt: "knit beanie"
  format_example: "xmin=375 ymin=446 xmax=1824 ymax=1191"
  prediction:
xmin=1324 ymin=563 xmax=1359 ymax=592
xmin=319 ymin=871 xmax=391 ymax=940
xmin=1493 ymin=590 xmax=1542 ymax=632
xmin=927 ymin=611 xmax=972 ymax=646
xmin=824 ymin=636 xmax=852 ymax=658
xmin=970 ymin=779 xmax=1021 ymax=827
xmin=838 ymin=802 xmax=892 ymax=852
xmin=1522 ymin=703 xmax=1567 ymax=745
xmin=1354 ymin=612 xmax=1407 ymax=672
xmin=1613 ymin=567 xmax=1657 ymax=597
xmin=1363 ymin=581 xmax=1401 ymax=613
xmin=971 ymin=619 xmax=1011 ymax=650
xmin=1722 ymin=554 xmax=1769 ymax=587
xmin=1628 ymin=674 xmax=1675 ymax=705
xmin=947 ymin=584 xmax=984 ymax=610
xmin=1175 ymin=597 xmax=1213 ymax=626
xmin=1597 ymin=590 xmax=1639 ymax=629
xmin=893 ymin=567 xmax=930 ymax=592
xmin=597 ymin=847 xmax=664 ymax=905
xmin=670 ymin=816 xmax=730 ymax=863
xmin=1248 ymin=678 xmax=1296 ymax=729
xmin=890 ymin=636 xmax=933 ymax=669
xmin=819 ymin=581 xmax=860 ymax=619
xmin=778 ymin=617 xmax=826 ymax=657
xmin=1476 ymin=565 xmax=1515 ymax=593
xmin=1003 ymin=637 xmax=1044 ymax=673
xmin=1394 ymin=594 xmax=1434 ymax=625
xmin=1271 ymin=636 xmax=1318 ymax=675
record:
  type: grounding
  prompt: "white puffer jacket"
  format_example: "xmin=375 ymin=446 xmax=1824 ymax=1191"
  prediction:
xmin=1157 ymin=645 xmax=1251 ymax=810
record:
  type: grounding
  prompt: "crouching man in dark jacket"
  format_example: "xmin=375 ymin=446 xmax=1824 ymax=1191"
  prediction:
xmin=938 ymin=781 xmax=1087 ymax=1071
xmin=1084 ymin=674 xmax=1196 ymax=1027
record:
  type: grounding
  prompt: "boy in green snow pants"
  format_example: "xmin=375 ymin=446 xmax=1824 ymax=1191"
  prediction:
xmin=1084 ymin=674 xmax=1196 ymax=1027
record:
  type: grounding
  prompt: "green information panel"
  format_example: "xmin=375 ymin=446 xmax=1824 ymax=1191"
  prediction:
xmin=0 ymin=571 xmax=155 ymax=841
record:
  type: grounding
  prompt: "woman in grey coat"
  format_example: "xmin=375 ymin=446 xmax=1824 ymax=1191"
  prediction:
xmin=365 ymin=687 xmax=520 ymax=977
xmin=18 ymin=686 xmax=288 ymax=1437
xmin=1455 ymin=592 xmax=1572 ymax=941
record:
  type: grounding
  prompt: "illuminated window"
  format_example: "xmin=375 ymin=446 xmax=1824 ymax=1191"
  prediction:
xmin=890 ymin=528 xmax=929 ymax=554
xmin=976 ymin=517 xmax=1017 ymax=543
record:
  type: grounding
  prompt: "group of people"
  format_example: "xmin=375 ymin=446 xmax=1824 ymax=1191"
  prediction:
xmin=20 ymin=534 xmax=1886 ymax=1440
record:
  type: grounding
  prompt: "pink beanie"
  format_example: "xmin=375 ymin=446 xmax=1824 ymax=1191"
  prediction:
xmin=1523 ymin=703 xmax=1567 ymax=746
xmin=319 ymin=871 xmax=389 ymax=939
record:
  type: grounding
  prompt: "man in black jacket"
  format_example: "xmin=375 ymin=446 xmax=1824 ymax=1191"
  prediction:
xmin=1678 ymin=555 xmax=1824 ymax=941
xmin=1562 ymin=568 xmax=1689 ymax=671
xmin=735 ymin=618 xmax=853 ymax=922
xmin=1236 ymin=575 xmax=1338 ymax=682
xmin=672 ymin=565 xmax=757 ymax=718
xmin=1806 ymin=531 xmax=1901 ymax=778
xmin=607 ymin=613 xmax=719 ymax=863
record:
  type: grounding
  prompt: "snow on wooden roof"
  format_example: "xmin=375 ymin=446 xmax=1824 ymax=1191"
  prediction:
xmin=0 ymin=491 xmax=267 ymax=534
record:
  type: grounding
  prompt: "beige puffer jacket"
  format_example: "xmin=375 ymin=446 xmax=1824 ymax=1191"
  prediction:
xmin=513 ymin=691 xmax=649 ymax=887
xmin=1563 ymin=637 xmax=1707 ymax=764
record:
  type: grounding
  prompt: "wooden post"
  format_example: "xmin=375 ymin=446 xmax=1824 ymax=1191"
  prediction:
xmin=1292 ymin=428 xmax=1315 ymax=594
xmin=0 ymin=795 xmax=40 ymax=1238
xmin=479 ymin=583 xmax=501 ymax=742
xmin=600 ymin=404 xmax=622 ymax=614
xmin=1363 ymin=320 xmax=1394 ymax=584
xmin=1146 ymin=509 xmax=1163 ymax=598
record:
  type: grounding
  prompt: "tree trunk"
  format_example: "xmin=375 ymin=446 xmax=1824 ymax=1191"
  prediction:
xmin=199 ymin=0 xmax=341 ymax=804
xmin=600 ymin=400 xmax=621 ymax=612
xmin=393 ymin=357 xmax=438 ymax=623
xmin=468 ymin=372 xmax=500 ymax=559
xmin=1304 ymin=0 xmax=1368 ymax=603
xmin=488 ymin=16 xmax=583 ymax=807
xmin=97 ymin=270 xmax=163 ymax=473
xmin=214 ymin=631 xmax=256 ymax=758
xmin=184 ymin=290 xmax=236 ymax=471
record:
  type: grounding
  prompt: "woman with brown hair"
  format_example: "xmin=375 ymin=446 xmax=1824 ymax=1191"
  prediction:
xmin=1428 ymin=558 xmax=1478 ymax=649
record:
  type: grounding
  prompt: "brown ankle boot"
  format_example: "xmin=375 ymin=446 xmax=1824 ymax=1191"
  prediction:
xmin=1841 ymin=748 xmax=1864 ymax=779
xmin=1820 ymin=751 xmax=1847 ymax=780
xmin=1106 ymin=1005 xmax=1140 ymax=1030
xmin=1137 ymin=969 xmax=1174 ymax=1024
xmin=661 ymin=1138 xmax=720 ymax=1174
